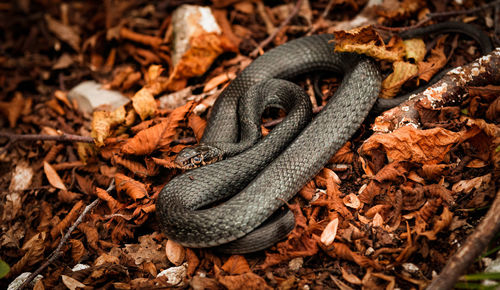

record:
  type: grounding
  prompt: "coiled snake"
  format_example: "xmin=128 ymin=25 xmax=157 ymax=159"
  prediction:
xmin=156 ymin=22 xmax=492 ymax=253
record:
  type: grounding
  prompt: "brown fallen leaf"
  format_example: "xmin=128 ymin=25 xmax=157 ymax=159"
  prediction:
xmin=121 ymin=101 xmax=196 ymax=155
xmin=43 ymin=161 xmax=67 ymax=191
xmin=215 ymin=255 xmax=272 ymax=290
xmin=361 ymin=125 xmax=481 ymax=164
xmin=115 ymin=173 xmax=148 ymax=201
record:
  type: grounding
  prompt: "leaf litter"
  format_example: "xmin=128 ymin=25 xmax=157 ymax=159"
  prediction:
xmin=0 ymin=0 xmax=499 ymax=289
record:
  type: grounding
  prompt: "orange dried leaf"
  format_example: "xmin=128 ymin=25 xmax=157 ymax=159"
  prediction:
xmin=420 ymin=206 xmax=453 ymax=240
xmin=187 ymin=113 xmax=207 ymax=141
xmin=333 ymin=26 xmax=404 ymax=62
xmin=221 ymin=255 xmax=251 ymax=275
xmin=50 ymin=200 xmax=84 ymax=239
xmin=166 ymin=240 xmax=186 ymax=266
xmin=167 ymin=33 xmax=237 ymax=91
xmin=69 ymin=239 xmax=86 ymax=263
xmin=43 ymin=161 xmax=67 ymax=191
xmin=95 ymin=187 xmax=124 ymax=212
xmin=204 ymin=71 xmax=236 ymax=92
xmin=417 ymin=36 xmax=447 ymax=82
xmin=131 ymin=86 xmax=157 ymax=120
xmin=215 ymin=266 xmax=272 ymax=290
xmin=261 ymin=204 xmax=318 ymax=269
xmin=323 ymin=242 xmax=382 ymax=270
xmin=122 ymin=101 xmax=196 ymax=155
xmin=380 ymin=61 xmax=418 ymax=99
xmin=113 ymin=155 xmax=149 ymax=177
xmin=329 ymin=141 xmax=354 ymax=164
xmin=115 ymin=173 xmax=148 ymax=201
xmin=0 ymin=92 xmax=27 ymax=128
xmin=361 ymin=126 xmax=478 ymax=164
xmin=320 ymin=218 xmax=338 ymax=246
xmin=403 ymin=38 xmax=426 ymax=62
xmin=91 ymin=106 xmax=127 ymax=146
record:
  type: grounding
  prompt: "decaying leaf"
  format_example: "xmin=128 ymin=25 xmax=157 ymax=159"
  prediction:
xmin=91 ymin=106 xmax=127 ymax=146
xmin=43 ymin=161 xmax=67 ymax=191
xmin=333 ymin=26 xmax=403 ymax=62
xmin=361 ymin=125 xmax=481 ymax=164
xmin=115 ymin=173 xmax=148 ymax=201
xmin=121 ymin=101 xmax=196 ymax=155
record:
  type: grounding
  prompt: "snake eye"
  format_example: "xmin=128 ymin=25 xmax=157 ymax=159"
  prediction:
xmin=192 ymin=156 xmax=202 ymax=164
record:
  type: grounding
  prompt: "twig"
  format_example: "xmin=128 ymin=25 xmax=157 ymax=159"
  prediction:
xmin=16 ymin=198 xmax=101 ymax=289
xmin=376 ymin=0 xmax=500 ymax=33
xmin=250 ymin=0 xmax=305 ymax=58
xmin=426 ymin=0 xmax=500 ymax=18
xmin=427 ymin=189 xmax=500 ymax=290
xmin=374 ymin=48 xmax=500 ymax=133
xmin=0 ymin=131 xmax=93 ymax=153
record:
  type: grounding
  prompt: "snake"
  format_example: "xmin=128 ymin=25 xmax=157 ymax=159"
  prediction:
xmin=156 ymin=22 xmax=493 ymax=253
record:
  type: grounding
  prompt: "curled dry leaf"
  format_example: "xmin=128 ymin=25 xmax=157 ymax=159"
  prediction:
xmin=95 ymin=253 xmax=120 ymax=266
xmin=221 ymin=255 xmax=251 ymax=275
xmin=95 ymin=187 xmax=124 ymax=212
xmin=380 ymin=61 xmax=418 ymax=99
xmin=329 ymin=141 xmax=354 ymax=164
xmin=320 ymin=217 xmax=339 ymax=246
xmin=91 ymin=106 xmax=127 ymax=146
xmin=0 ymin=92 xmax=28 ymax=128
xmin=419 ymin=206 xmax=453 ymax=240
xmin=185 ymin=248 xmax=199 ymax=277
xmin=78 ymin=222 xmax=100 ymax=251
xmin=215 ymin=255 xmax=271 ymax=290
xmin=121 ymin=101 xmax=196 ymax=155
xmin=50 ymin=200 xmax=84 ymax=239
xmin=417 ymin=35 xmax=447 ymax=82
xmin=166 ymin=240 xmax=186 ymax=266
xmin=61 ymin=275 xmax=86 ymax=290
xmin=187 ymin=113 xmax=207 ymax=141
xmin=45 ymin=14 xmax=81 ymax=51
xmin=131 ymin=87 xmax=157 ymax=121
xmin=113 ymin=155 xmax=149 ymax=178
xmin=333 ymin=26 xmax=403 ymax=62
xmin=375 ymin=0 xmax=424 ymax=20
xmin=261 ymin=204 xmax=318 ymax=269
xmin=323 ymin=242 xmax=382 ymax=270
xmin=341 ymin=267 xmax=362 ymax=285
xmin=115 ymin=173 xmax=148 ymax=201
xmin=452 ymin=173 xmax=491 ymax=194
xmin=168 ymin=33 xmax=237 ymax=91
xmin=43 ymin=161 xmax=67 ymax=191
xmin=343 ymin=193 xmax=361 ymax=209
xmin=69 ymin=239 xmax=86 ymax=263
xmin=403 ymin=38 xmax=426 ymax=63
xmin=361 ymin=126 xmax=480 ymax=164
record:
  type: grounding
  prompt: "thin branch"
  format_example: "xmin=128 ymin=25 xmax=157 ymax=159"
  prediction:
xmin=427 ymin=189 xmax=500 ymax=290
xmin=250 ymin=0 xmax=305 ymax=58
xmin=0 ymin=131 xmax=94 ymax=143
xmin=16 ymin=181 xmax=113 ymax=290
xmin=426 ymin=0 xmax=500 ymax=18
xmin=375 ymin=0 xmax=500 ymax=33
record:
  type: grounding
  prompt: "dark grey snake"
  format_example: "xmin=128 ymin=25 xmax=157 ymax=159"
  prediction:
xmin=157 ymin=22 xmax=492 ymax=253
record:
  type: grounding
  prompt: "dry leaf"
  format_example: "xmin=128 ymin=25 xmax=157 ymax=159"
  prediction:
xmin=61 ymin=275 xmax=86 ymax=290
xmin=43 ymin=161 xmax=67 ymax=191
xmin=91 ymin=106 xmax=127 ymax=146
xmin=166 ymin=240 xmax=186 ymax=266
xmin=320 ymin=218 xmax=339 ymax=246
xmin=361 ymin=126 xmax=480 ymax=164
xmin=45 ymin=14 xmax=81 ymax=51
xmin=115 ymin=173 xmax=148 ymax=201
xmin=380 ymin=61 xmax=418 ymax=99
xmin=333 ymin=26 xmax=404 ymax=62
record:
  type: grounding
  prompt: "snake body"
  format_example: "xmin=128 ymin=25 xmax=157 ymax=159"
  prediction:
xmin=157 ymin=23 xmax=492 ymax=253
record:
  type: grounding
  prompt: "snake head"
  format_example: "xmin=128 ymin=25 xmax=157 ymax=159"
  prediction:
xmin=174 ymin=144 xmax=223 ymax=170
